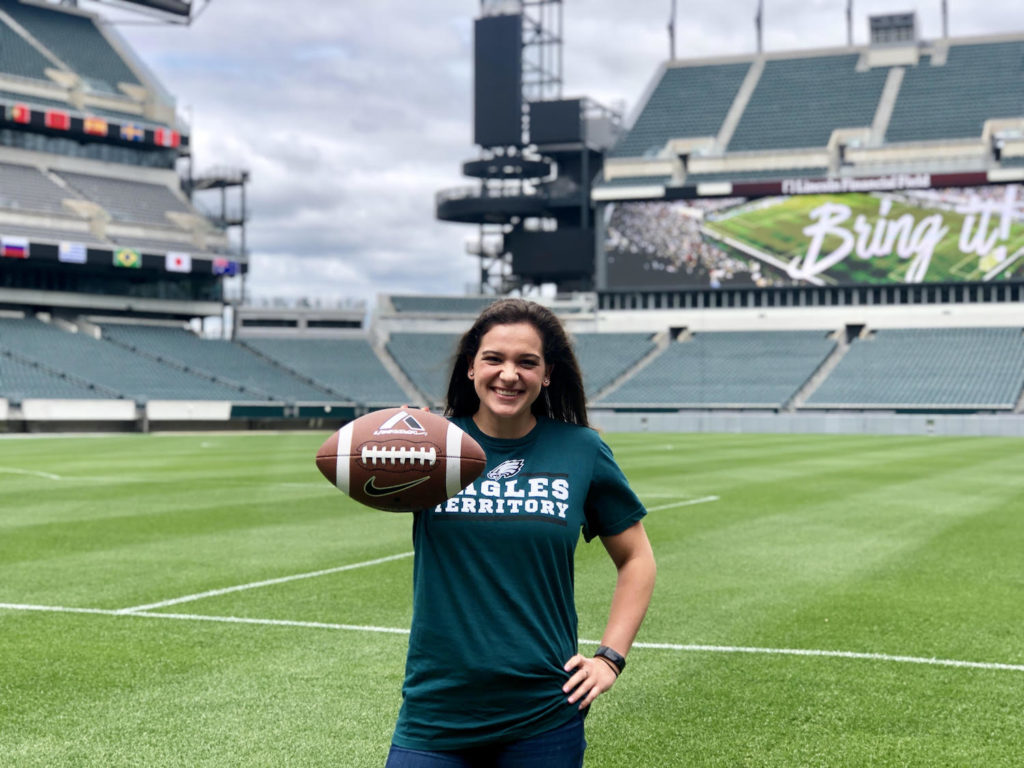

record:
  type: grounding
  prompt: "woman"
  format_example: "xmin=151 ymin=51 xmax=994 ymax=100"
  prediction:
xmin=386 ymin=298 xmax=656 ymax=767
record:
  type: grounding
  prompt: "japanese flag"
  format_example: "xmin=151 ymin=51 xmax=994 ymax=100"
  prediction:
xmin=165 ymin=251 xmax=192 ymax=273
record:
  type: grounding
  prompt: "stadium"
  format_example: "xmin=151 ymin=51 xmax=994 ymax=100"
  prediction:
xmin=1 ymin=1 xmax=1023 ymax=766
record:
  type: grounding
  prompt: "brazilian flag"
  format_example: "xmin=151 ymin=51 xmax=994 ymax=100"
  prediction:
xmin=113 ymin=248 xmax=141 ymax=269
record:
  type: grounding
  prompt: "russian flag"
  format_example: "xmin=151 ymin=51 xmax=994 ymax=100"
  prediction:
xmin=1 ymin=236 xmax=29 ymax=259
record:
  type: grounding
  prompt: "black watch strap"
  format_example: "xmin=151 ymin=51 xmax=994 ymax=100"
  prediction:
xmin=594 ymin=645 xmax=626 ymax=675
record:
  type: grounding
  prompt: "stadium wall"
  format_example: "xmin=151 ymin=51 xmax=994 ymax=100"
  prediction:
xmin=592 ymin=302 xmax=1024 ymax=333
xmin=590 ymin=410 xmax=1024 ymax=438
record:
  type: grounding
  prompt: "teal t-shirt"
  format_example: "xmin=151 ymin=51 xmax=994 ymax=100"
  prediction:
xmin=392 ymin=416 xmax=647 ymax=751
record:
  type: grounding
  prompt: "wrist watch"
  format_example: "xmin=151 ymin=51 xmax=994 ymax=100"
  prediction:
xmin=594 ymin=645 xmax=626 ymax=675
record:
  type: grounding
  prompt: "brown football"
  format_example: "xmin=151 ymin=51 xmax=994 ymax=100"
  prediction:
xmin=315 ymin=408 xmax=486 ymax=512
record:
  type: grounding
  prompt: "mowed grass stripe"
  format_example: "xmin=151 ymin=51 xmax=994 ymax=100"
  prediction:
xmin=2 ymin=432 xmax=1024 ymax=767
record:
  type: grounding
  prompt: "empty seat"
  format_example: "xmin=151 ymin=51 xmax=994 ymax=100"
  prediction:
xmin=0 ymin=0 xmax=140 ymax=92
xmin=601 ymin=330 xmax=835 ymax=407
xmin=806 ymin=328 xmax=1024 ymax=409
xmin=386 ymin=333 xmax=459 ymax=405
xmin=242 ymin=337 xmax=409 ymax=406
xmin=57 ymin=172 xmax=192 ymax=227
xmin=729 ymin=55 xmax=887 ymax=151
xmin=100 ymin=324 xmax=339 ymax=402
xmin=0 ymin=318 xmax=246 ymax=402
xmin=610 ymin=61 xmax=751 ymax=158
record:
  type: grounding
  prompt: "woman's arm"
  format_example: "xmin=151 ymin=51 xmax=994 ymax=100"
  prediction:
xmin=564 ymin=521 xmax=656 ymax=709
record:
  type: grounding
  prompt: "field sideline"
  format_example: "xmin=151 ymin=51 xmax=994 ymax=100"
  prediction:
xmin=2 ymin=431 xmax=1023 ymax=766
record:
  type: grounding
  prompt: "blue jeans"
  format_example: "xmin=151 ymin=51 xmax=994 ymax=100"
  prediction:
xmin=385 ymin=714 xmax=586 ymax=768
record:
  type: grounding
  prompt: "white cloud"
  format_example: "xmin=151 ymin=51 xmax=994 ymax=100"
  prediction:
xmin=79 ymin=0 xmax=1021 ymax=304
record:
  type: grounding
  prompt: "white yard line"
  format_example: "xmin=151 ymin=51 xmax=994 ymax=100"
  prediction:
xmin=0 ymin=467 xmax=62 ymax=480
xmin=647 ymin=495 xmax=720 ymax=511
xmin=3 ymin=601 xmax=1023 ymax=673
xmin=602 ymin=640 xmax=1024 ymax=674
xmin=115 ymin=551 xmax=415 ymax=614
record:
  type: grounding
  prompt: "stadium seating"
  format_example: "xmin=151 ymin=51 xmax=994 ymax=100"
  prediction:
xmin=240 ymin=337 xmax=409 ymax=406
xmin=805 ymin=327 xmax=1024 ymax=409
xmin=572 ymin=332 xmax=658 ymax=396
xmin=0 ymin=14 xmax=52 ymax=81
xmin=728 ymin=55 xmax=888 ymax=152
xmin=0 ymin=350 xmax=109 ymax=400
xmin=599 ymin=330 xmax=835 ymax=407
xmin=56 ymin=172 xmax=192 ymax=227
xmin=0 ymin=317 xmax=247 ymax=402
xmin=0 ymin=162 xmax=78 ymax=214
xmin=386 ymin=333 xmax=459 ymax=405
xmin=390 ymin=295 xmax=496 ymax=314
xmin=100 ymin=324 xmax=340 ymax=403
xmin=609 ymin=61 xmax=752 ymax=158
xmin=886 ymin=42 xmax=1024 ymax=143
xmin=0 ymin=0 xmax=140 ymax=92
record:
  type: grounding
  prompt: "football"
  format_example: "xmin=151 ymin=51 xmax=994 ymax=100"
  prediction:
xmin=315 ymin=408 xmax=486 ymax=512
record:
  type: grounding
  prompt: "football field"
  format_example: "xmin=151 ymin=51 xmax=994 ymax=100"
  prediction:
xmin=2 ymin=431 xmax=1023 ymax=767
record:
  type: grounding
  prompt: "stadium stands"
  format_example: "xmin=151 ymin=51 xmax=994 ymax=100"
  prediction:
xmin=599 ymin=330 xmax=836 ymax=408
xmin=572 ymin=332 xmax=658 ymax=396
xmin=57 ymin=172 xmax=192 ymax=227
xmin=0 ymin=317 xmax=246 ymax=402
xmin=241 ymin=337 xmax=409 ymax=406
xmin=728 ymin=55 xmax=888 ymax=152
xmin=99 ymin=324 xmax=341 ymax=402
xmin=805 ymin=327 xmax=1024 ymax=410
xmin=0 ymin=14 xmax=51 ymax=81
xmin=0 ymin=0 xmax=140 ymax=92
xmin=609 ymin=61 xmax=751 ymax=158
xmin=0 ymin=350 xmax=110 ymax=400
xmin=0 ymin=163 xmax=78 ymax=214
xmin=386 ymin=333 xmax=459 ymax=405
xmin=390 ymin=295 xmax=497 ymax=314
xmin=886 ymin=41 xmax=1024 ymax=143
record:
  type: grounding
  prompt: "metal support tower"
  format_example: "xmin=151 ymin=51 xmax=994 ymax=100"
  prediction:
xmin=472 ymin=0 xmax=564 ymax=294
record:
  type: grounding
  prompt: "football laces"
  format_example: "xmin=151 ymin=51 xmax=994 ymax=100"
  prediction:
xmin=361 ymin=445 xmax=438 ymax=466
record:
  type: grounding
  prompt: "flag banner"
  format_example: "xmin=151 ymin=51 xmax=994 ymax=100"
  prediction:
xmin=1 ymin=236 xmax=29 ymax=259
xmin=165 ymin=251 xmax=192 ymax=273
xmin=113 ymin=248 xmax=141 ymax=268
xmin=212 ymin=257 xmax=239 ymax=276
xmin=44 ymin=110 xmax=70 ymax=130
xmin=7 ymin=103 xmax=31 ymax=124
xmin=120 ymin=123 xmax=145 ymax=142
xmin=58 ymin=241 xmax=87 ymax=264
xmin=83 ymin=116 xmax=109 ymax=136
xmin=154 ymin=128 xmax=180 ymax=148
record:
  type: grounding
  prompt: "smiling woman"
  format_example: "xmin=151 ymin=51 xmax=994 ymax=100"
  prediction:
xmin=385 ymin=298 xmax=656 ymax=768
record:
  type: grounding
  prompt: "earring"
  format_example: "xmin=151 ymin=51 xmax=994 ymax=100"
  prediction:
xmin=543 ymin=379 xmax=550 ymax=386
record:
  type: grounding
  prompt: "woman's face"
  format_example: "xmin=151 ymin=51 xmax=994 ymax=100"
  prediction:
xmin=469 ymin=322 xmax=551 ymax=436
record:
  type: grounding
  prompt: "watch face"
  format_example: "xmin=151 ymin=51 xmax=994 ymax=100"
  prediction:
xmin=596 ymin=646 xmax=625 ymax=672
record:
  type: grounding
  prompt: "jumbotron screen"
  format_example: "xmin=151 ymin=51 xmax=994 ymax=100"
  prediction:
xmin=603 ymin=184 xmax=1024 ymax=289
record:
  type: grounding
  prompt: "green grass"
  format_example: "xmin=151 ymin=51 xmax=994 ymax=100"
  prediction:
xmin=2 ymin=431 xmax=1023 ymax=766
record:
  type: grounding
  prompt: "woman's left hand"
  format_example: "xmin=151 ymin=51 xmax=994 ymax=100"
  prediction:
xmin=562 ymin=653 xmax=618 ymax=710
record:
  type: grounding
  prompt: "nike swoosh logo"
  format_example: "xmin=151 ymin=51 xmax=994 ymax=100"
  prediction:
xmin=363 ymin=475 xmax=430 ymax=497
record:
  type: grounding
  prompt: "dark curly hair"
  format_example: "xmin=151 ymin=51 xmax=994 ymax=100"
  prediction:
xmin=444 ymin=298 xmax=589 ymax=427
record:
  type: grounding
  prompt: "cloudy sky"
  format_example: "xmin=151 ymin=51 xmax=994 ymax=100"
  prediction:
xmin=80 ymin=0 xmax=1016 ymax=305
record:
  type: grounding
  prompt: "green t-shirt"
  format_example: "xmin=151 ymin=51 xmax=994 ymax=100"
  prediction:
xmin=392 ymin=415 xmax=647 ymax=751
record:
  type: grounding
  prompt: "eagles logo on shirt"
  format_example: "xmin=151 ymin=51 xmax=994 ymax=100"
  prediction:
xmin=487 ymin=459 xmax=524 ymax=480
